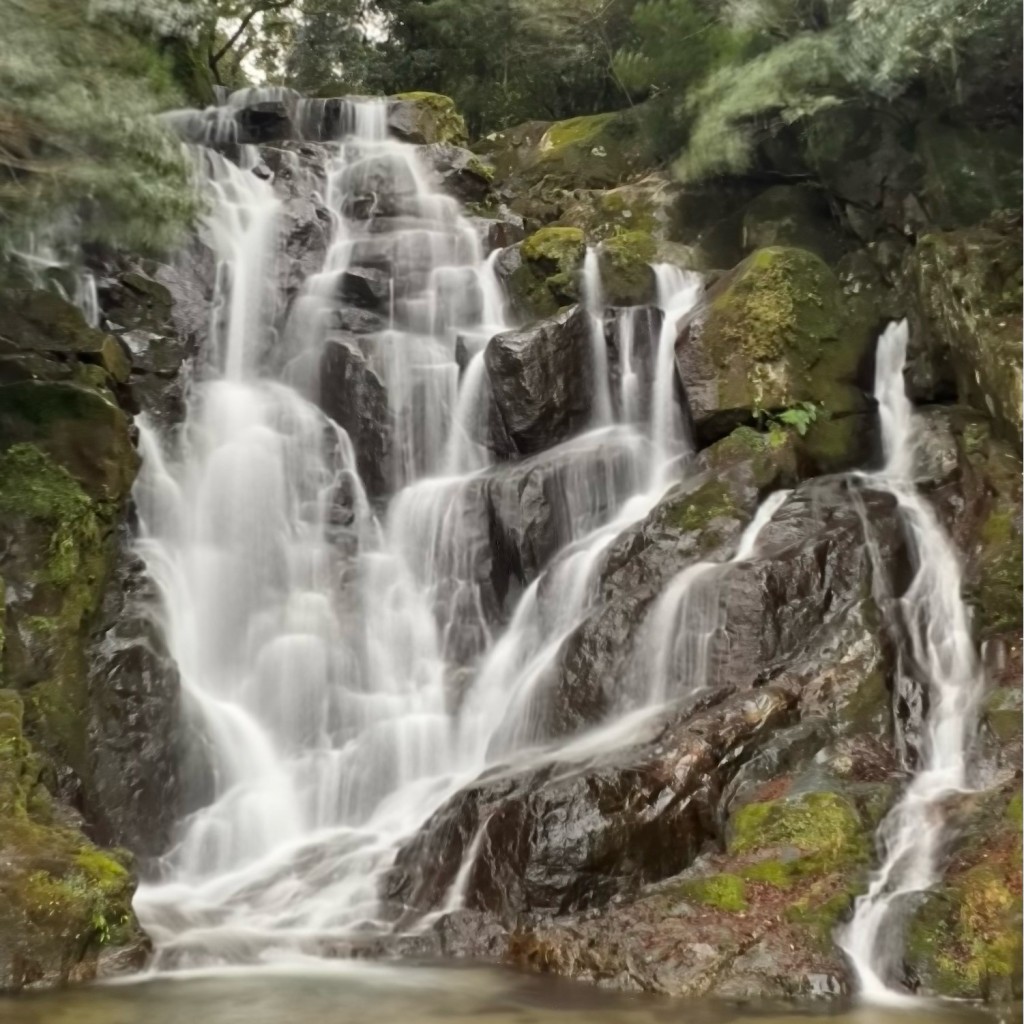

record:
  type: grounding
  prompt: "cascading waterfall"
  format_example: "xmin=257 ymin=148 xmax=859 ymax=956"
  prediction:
xmin=133 ymin=94 xmax=711 ymax=968
xmin=124 ymin=94 xmax=990 ymax=995
xmin=642 ymin=489 xmax=791 ymax=706
xmin=839 ymin=320 xmax=985 ymax=1001
xmin=582 ymin=247 xmax=614 ymax=426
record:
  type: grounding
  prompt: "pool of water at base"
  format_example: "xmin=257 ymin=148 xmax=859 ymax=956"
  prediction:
xmin=1 ymin=965 xmax=1019 ymax=1024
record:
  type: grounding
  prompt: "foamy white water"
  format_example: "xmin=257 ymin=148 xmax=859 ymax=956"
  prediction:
xmin=839 ymin=320 xmax=985 ymax=1001
xmin=132 ymin=94 xmax=709 ymax=967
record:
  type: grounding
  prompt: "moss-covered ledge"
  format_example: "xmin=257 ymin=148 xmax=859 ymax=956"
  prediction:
xmin=0 ymin=689 xmax=144 ymax=991
xmin=676 ymin=246 xmax=875 ymax=448
xmin=388 ymin=92 xmax=468 ymax=147
xmin=905 ymin=785 xmax=1023 ymax=1000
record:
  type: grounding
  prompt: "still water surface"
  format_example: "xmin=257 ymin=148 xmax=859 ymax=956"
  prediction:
xmin=0 ymin=965 xmax=1017 ymax=1024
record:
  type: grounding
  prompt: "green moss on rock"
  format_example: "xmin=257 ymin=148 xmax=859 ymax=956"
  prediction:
xmin=906 ymin=785 xmax=1023 ymax=1001
xmin=521 ymin=226 xmax=585 ymax=266
xmin=729 ymin=791 xmax=868 ymax=870
xmin=598 ymin=230 xmax=657 ymax=306
xmin=0 ymin=381 xmax=137 ymax=503
xmin=0 ymin=444 xmax=115 ymax=778
xmin=509 ymin=227 xmax=586 ymax=320
xmin=700 ymin=425 xmax=800 ymax=491
xmin=973 ymin=508 xmax=1023 ymax=638
xmin=488 ymin=108 xmax=656 ymax=192
xmin=708 ymin=247 xmax=841 ymax=366
xmin=391 ymin=92 xmax=468 ymax=147
xmin=912 ymin=218 xmax=1023 ymax=441
xmin=0 ymin=689 xmax=142 ymax=990
xmin=0 ymin=290 xmax=130 ymax=384
xmin=677 ymin=873 xmax=748 ymax=912
xmin=655 ymin=478 xmax=747 ymax=556
xmin=681 ymin=246 xmax=869 ymax=443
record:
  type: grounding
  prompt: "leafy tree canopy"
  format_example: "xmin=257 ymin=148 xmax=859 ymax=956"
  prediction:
xmin=0 ymin=0 xmax=198 ymax=254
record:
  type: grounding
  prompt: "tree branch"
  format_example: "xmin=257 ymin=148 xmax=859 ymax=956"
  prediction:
xmin=209 ymin=0 xmax=295 ymax=73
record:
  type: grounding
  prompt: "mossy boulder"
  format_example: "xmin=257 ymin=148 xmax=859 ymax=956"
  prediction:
xmin=0 ymin=289 xmax=130 ymax=384
xmin=910 ymin=216 xmax=1023 ymax=441
xmin=677 ymin=247 xmax=872 ymax=446
xmin=932 ymin=412 xmax=1024 ymax=644
xmin=728 ymin=791 xmax=869 ymax=870
xmin=905 ymin=785 xmax=1023 ymax=1000
xmin=0 ymin=689 xmax=143 ymax=991
xmin=597 ymin=230 xmax=656 ymax=306
xmin=655 ymin=478 xmax=747 ymax=557
xmin=557 ymin=175 xmax=686 ymax=249
xmin=715 ymin=789 xmax=874 ymax=952
xmin=971 ymin=503 xmax=1024 ymax=641
xmin=505 ymin=226 xmax=586 ymax=320
xmin=388 ymin=92 xmax=468 ymax=147
xmin=482 ymin=108 xmax=656 ymax=192
xmin=697 ymin=424 xmax=800 ymax=492
xmin=0 ymin=445 xmax=115 ymax=777
xmin=0 ymin=382 xmax=137 ymax=505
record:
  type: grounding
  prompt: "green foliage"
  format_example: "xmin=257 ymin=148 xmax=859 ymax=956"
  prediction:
xmin=367 ymin=0 xmax=638 ymax=135
xmin=0 ymin=0 xmax=197 ymax=254
xmin=676 ymin=0 xmax=1022 ymax=182
xmin=613 ymin=0 xmax=749 ymax=157
xmin=677 ymin=873 xmax=748 ymax=911
xmin=0 ymin=444 xmax=101 ymax=589
xmin=770 ymin=401 xmax=819 ymax=436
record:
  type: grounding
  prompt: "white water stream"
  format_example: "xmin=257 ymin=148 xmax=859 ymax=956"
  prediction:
xmin=839 ymin=320 xmax=986 ymax=1000
xmin=129 ymin=94 xmax=981 ymax=1000
xmin=131 ymin=98 xmax=713 ymax=968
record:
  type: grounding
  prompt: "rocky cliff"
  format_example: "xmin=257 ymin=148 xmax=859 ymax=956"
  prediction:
xmin=0 ymin=89 xmax=1019 ymax=1003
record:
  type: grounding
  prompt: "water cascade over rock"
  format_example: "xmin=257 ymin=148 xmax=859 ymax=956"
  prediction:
xmin=130 ymin=96 xmax=707 ymax=968
xmin=18 ymin=87 xmax=1003 ymax=1005
xmin=839 ymin=321 xmax=985 ymax=999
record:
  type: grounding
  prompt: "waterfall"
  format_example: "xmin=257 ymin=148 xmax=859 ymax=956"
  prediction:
xmin=839 ymin=320 xmax=985 ymax=1001
xmin=132 ymin=94 xmax=708 ymax=968
xmin=650 ymin=264 xmax=702 ymax=490
xmin=582 ymin=247 xmax=614 ymax=426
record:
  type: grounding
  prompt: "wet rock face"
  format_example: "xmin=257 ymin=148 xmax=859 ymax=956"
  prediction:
xmin=534 ymin=474 xmax=905 ymax=746
xmin=484 ymin=429 xmax=643 ymax=605
xmin=387 ymin=688 xmax=796 ymax=921
xmin=485 ymin=306 xmax=594 ymax=456
xmin=0 ymin=290 xmax=147 ymax=989
xmin=421 ymin=144 xmax=494 ymax=204
xmin=909 ymin=215 xmax=1023 ymax=441
xmin=382 ymin=427 xmax=924 ymax=999
xmin=262 ymin=143 xmax=333 ymax=306
xmin=99 ymin=264 xmax=206 ymax=427
xmin=85 ymin=541 xmax=183 ymax=861
xmin=318 ymin=337 xmax=392 ymax=498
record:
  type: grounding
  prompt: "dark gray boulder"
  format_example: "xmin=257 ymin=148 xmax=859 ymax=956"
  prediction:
xmin=387 ymin=687 xmax=795 ymax=920
xmin=484 ymin=306 xmax=594 ymax=456
xmin=319 ymin=336 xmax=391 ymax=497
